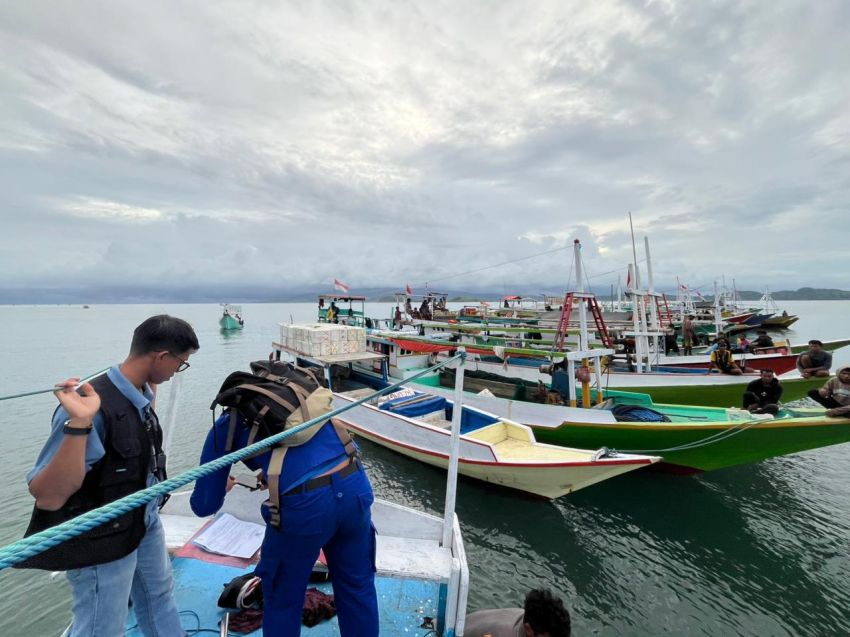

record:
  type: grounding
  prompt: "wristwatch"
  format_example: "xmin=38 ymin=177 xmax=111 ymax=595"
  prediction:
xmin=63 ymin=418 xmax=93 ymax=435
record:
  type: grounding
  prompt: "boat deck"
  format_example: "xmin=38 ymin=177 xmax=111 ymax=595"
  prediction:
xmin=125 ymin=557 xmax=443 ymax=636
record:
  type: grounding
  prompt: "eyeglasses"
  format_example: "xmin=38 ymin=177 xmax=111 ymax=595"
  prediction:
xmin=168 ymin=352 xmax=191 ymax=373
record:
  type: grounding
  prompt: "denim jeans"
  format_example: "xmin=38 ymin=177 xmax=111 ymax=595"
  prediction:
xmin=66 ymin=510 xmax=184 ymax=636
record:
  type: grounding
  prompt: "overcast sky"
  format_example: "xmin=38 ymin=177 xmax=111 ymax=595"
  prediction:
xmin=1 ymin=1 xmax=848 ymax=299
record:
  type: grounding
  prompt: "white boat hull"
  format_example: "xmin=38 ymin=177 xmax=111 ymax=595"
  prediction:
xmin=333 ymin=394 xmax=657 ymax=499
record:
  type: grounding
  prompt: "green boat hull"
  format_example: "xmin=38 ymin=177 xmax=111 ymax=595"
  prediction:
xmin=613 ymin=377 xmax=824 ymax=409
xmin=219 ymin=314 xmax=243 ymax=330
xmin=532 ymin=413 xmax=850 ymax=474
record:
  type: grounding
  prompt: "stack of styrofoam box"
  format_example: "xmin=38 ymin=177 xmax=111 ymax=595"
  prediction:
xmin=279 ymin=323 xmax=367 ymax=357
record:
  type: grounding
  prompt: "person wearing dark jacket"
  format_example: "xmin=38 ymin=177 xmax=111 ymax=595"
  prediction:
xmin=742 ymin=369 xmax=783 ymax=415
xmin=24 ymin=315 xmax=199 ymax=637
xmin=464 ymin=588 xmax=571 ymax=637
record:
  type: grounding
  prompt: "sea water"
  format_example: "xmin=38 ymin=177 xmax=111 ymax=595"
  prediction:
xmin=0 ymin=301 xmax=848 ymax=636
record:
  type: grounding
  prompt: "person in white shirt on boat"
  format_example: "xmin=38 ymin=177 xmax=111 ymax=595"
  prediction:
xmin=807 ymin=365 xmax=850 ymax=417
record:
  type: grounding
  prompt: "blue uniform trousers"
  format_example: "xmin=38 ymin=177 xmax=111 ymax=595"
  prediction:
xmin=255 ymin=466 xmax=379 ymax=636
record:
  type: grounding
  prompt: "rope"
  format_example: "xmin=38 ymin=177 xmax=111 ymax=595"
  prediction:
xmin=0 ymin=367 xmax=111 ymax=402
xmin=613 ymin=417 xmax=765 ymax=454
xmin=0 ymin=354 xmax=464 ymax=571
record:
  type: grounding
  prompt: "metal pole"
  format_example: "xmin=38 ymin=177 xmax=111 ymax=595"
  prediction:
xmin=442 ymin=347 xmax=465 ymax=548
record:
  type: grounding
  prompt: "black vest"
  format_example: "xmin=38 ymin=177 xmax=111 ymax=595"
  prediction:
xmin=16 ymin=374 xmax=162 ymax=571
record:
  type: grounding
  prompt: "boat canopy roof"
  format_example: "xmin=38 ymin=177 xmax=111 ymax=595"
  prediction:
xmin=318 ymin=294 xmax=367 ymax=302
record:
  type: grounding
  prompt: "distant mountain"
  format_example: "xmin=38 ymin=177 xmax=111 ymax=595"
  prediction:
xmin=731 ymin=288 xmax=850 ymax=301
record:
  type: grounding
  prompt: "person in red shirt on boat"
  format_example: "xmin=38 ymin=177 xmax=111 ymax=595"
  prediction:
xmin=706 ymin=341 xmax=742 ymax=375
xmin=682 ymin=315 xmax=697 ymax=356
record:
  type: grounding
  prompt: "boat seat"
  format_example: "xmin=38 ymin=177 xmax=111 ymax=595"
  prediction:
xmin=339 ymin=387 xmax=376 ymax=399
xmin=420 ymin=410 xmax=453 ymax=429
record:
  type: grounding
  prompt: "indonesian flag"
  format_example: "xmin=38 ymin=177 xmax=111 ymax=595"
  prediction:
xmin=406 ymin=283 xmax=413 ymax=296
xmin=678 ymin=279 xmax=688 ymax=291
xmin=626 ymin=269 xmax=632 ymax=289
xmin=695 ymin=290 xmax=705 ymax=300
xmin=333 ymin=278 xmax=350 ymax=293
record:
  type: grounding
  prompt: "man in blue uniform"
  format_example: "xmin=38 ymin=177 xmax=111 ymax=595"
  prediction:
xmin=24 ymin=314 xmax=199 ymax=636
xmin=190 ymin=392 xmax=379 ymax=636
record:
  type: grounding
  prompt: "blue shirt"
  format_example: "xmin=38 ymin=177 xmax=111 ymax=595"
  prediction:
xmin=190 ymin=413 xmax=350 ymax=518
xmin=27 ymin=365 xmax=160 ymax=516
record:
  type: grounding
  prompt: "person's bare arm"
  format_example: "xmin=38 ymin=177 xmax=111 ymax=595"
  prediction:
xmin=28 ymin=380 xmax=101 ymax=511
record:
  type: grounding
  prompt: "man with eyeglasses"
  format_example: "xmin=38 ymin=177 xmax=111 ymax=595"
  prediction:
xmin=21 ymin=314 xmax=199 ymax=636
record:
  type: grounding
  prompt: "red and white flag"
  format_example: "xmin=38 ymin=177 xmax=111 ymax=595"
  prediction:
xmin=333 ymin=278 xmax=350 ymax=293
xmin=405 ymin=283 xmax=413 ymax=296
xmin=626 ymin=269 xmax=632 ymax=289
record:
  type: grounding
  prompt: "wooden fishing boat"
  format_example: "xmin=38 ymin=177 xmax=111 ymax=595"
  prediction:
xmin=219 ymin=304 xmax=244 ymax=330
xmin=373 ymin=332 xmax=822 ymax=408
xmin=412 ymin=371 xmax=850 ymax=475
xmin=126 ymin=486 xmax=470 ymax=636
xmin=272 ymin=341 xmax=659 ymax=499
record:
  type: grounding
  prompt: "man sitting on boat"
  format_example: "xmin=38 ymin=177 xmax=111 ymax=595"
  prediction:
xmin=706 ymin=341 xmax=742 ymax=375
xmin=465 ymin=588 xmax=571 ymax=637
xmin=796 ymin=340 xmax=832 ymax=378
xmin=742 ymin=369 xmax=783 ymax=415
xmin=749 ymin=330 xmax=774 ymax=352
xmin=807 ymin=365 xmax=850 ymax=418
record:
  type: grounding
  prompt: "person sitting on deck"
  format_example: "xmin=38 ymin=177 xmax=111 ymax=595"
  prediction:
xmin=734 ymin=335 xmax=751 ymax=353
xmin=419 ymin=298 xmax=432 ymax=320
xmin=743 ymin=369 xmax=783 ymax=415
xmin=807 ymin=365 xmax=850 ymax=418
xmin=749 ymin=330 xmax=774 ymax=352
xmin=706 ymin=340 xmax=742 ymax=375
xmin=704 ymin=336 xmax=729 ymax=356
xmin=797 ymin=340 xmax=832 ymax=378
xmin=464 ymin=588 xmax=571 ymax=637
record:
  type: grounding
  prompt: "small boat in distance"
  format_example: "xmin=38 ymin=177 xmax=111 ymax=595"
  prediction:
xmin=219 ymin=304 xmax=244 ymax=330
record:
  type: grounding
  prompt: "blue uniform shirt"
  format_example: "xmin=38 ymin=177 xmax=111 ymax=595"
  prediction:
xmin=190 ymin=412 xmax=350 ymax=517
xmin=27 ymin=365 xmax=160 ymax=516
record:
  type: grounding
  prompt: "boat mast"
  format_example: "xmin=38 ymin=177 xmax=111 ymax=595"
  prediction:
xmin=442 ymin=347 xmax=466 ymax=548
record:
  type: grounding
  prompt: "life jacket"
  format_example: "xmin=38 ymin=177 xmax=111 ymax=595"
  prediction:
xmin=16 ymin=373 xmax=160 ymax=571
xmin=210 ymin=360 xmax=356 ymax=529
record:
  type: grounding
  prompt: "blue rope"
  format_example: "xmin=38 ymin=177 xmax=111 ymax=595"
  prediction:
xmin=0 ymin=354 xmax=463 ymax=570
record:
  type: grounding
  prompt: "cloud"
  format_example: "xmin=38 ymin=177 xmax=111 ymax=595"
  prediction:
xmin=0 ymin=0 xmax=849 ymax=299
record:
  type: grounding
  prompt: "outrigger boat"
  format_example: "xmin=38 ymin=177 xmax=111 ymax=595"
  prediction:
xmin=271 ymin=337 xmax=659 ymax=499
xmin=219 ymin=304 xmax=244 ymax=330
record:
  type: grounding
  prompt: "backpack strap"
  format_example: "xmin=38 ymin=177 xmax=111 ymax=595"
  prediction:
xmin=330 ymin=419 xmax=357 ymax=458
xmin=235 ymin=384 xmax=298 ymax=414
xmin=246 ymin=406 xmax=269 ymax=447
xmin=265 ymin=446 xmax=289 ymax=530
xmin=225 ymin=410 xmax=238 ymax=452
xmin=285 ymin=382 xmax=313 ymax=423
